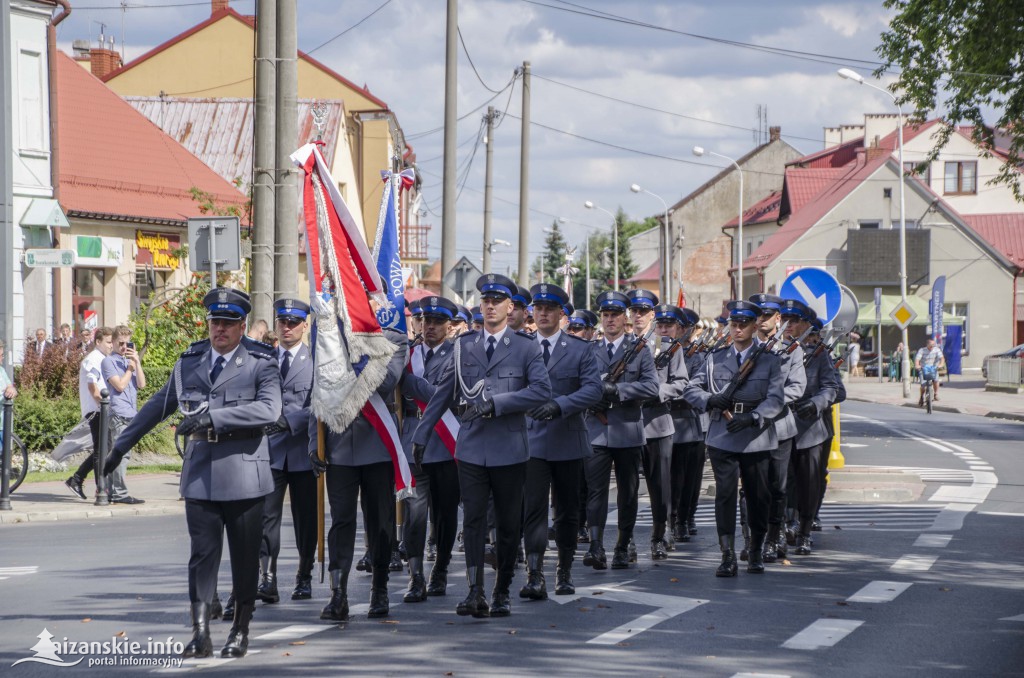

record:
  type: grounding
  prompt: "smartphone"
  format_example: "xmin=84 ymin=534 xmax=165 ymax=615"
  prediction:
xmin=126 ymin=342 xmax=135 ymax=350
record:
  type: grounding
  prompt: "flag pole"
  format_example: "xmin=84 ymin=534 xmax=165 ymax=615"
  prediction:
xmin=317 ymin=419 xmax=326 ymax=584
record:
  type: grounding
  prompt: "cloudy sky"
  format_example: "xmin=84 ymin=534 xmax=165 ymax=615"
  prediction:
xmin=57 ymin=0 xmax=905 ymax=275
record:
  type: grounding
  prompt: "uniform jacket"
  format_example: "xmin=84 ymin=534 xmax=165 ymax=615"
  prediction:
xmin=773 ymin=343 xmax=807 ymax=441
xmin=308 ymin=329 xmax=408 ymax=467
xmin=642 ymin=337 xmax=686 ymax=440
xmin=413 ymin=328 xmax=551 ymax=466
xmin=114 ymin=337 xmax=282 ymax=501
xmin=269 ymin=342 xmax=313 ymax=472
xmin=794 ymin=346 xmax=841 ymax=449
xmin=400 ymin=339 xmax=456 ymax=464
xmin=586 ymin=335 xmax=660 ymax=449
xmin=671 ymin=348 xmax=706 ymax=444
xmin=526 ymin=332 xmax=604 ymax=461
xmin=683 ymin=344 xmax=784 ymax=453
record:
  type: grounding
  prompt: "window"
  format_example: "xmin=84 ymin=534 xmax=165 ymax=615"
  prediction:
xmin=944 ymin=161 xmax=977 ymax=195
xmin=944 ymin=302 xmax=969 ymax=355
xmin=858 ymin=220 xmax=881 ymax=229
xmin=18 ymin=48 xmax=45 ymax=152
xmin=132 ymin=269 xmax=168 ymax=313
xmin=903 ymin=161 xmax=931 ymax=185
xmin=72 ymin=268 xmax=105 ymax=332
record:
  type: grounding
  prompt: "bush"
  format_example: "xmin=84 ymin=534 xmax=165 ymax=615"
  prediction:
xmin=15 ymin=343 xmax=85 ymax=397
xmin=130 ymin=275 xmax=212 ymax=370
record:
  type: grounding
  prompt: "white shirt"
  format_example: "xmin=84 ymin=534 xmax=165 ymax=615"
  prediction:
xmin=278 ymin=346 xmax=295 ymax=367
xmin=537 ymin=329 xmax=562 ymax=361
xmin=79 ymin=348 xmax=106 ymax=417
xmin=483 ymin=325 xmax=508 ymax=349
xmin=732 ymin=343 xmax=755 ymax=367
xmin=210 ymin=345 xmax=240 ymax=370
xmin=603 ymin=334 xmax=626 ymax=356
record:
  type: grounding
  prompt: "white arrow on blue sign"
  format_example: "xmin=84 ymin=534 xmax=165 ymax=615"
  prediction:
xmin=779 ymin=267 xmax=843 ymax=324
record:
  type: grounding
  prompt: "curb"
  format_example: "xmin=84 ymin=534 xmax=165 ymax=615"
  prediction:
xmin=848 ymin=394 xmax=1024 ymax=421
xmin=0 ymin=503 xmax=184 ymax=525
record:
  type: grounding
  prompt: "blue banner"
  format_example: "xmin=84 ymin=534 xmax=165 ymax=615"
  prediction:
xmin=930 ymin=275 xmax=945 ymax=345
xmin=943 ymin=325 xmax=962 ymax=375
xmin=372 ymin=174 xmax=406 ymax=333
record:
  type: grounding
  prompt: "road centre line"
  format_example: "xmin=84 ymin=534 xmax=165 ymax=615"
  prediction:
xmin=913 ymin=534 xmax=952 ymax=547
xmin=847 ymin=581 xmax=913 ymax=603
xmin=890 ymin=555 xmax=938 ymax=572
xmin=254 ymin=624 xmax=327 ymax=642
xmin=782 ymin=619 xmax=864 ymax=650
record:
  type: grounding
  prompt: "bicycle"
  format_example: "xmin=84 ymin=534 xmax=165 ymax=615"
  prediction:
xmin=3 ymin=431 xmax=29 ymax=493
xmin=920 ymin=364 xmax=938 ymax=415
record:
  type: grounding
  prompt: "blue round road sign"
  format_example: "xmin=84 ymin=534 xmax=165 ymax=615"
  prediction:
xmin=779 ymin=268 xmax=842 ymax=324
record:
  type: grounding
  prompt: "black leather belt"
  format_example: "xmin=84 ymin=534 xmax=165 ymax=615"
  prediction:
xmin=670 ymin=401 xmax=693 ymax=412
xmin=403 ymin=408 xmax=423 ymax=419
xmin=730 ymin=401 xmax=760 ymax=414
xmin=189 ymin=428 xmax=265 ymax=443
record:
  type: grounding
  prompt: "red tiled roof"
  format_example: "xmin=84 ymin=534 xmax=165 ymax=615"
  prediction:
xmin=790 ymin=138 xmax=861 ymax=169
xmin=57 ymin=52 xmax=245 ymax=224
xmin=779 ymin=167 xmax=846 ymax=218
xmin=101 ymin=8 xmax=390 ymax=110
xmin=724 ymin=191 xmax=782 ymax=229
xmin=627 ymin=259 xmax=659 ymax=283
xmin=962 ymin=213 xmax=1024 ymax=267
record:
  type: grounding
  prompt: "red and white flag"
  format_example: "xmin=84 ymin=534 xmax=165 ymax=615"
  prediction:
xmin=407 ymin=345 xmax=460 ymax=457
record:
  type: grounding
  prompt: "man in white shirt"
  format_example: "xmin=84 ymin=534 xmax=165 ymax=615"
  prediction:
xmin=915 ymin=338 xmax=945 ymax=405
xmin=65 ymin=326 xmax=115 ymax=500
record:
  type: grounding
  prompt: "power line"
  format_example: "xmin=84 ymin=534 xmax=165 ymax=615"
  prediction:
xmin=306 ymin=0 xmax=394 ymax=56
xmin=458 ymin=25 xmax=505 ymax=94
xmin=405 ymin=75 xmax=518 ymax=140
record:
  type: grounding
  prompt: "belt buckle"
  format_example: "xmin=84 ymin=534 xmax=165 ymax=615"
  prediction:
xmin=733 ymin=403 xmax=746 ymax=414
xmin=206 ymin=430 xmax=219 ymax=443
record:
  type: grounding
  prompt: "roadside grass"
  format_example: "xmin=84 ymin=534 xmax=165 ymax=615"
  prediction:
xmin=23 ymin=461 xmax=182 ymax=484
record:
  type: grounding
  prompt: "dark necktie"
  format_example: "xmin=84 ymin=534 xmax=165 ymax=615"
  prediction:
xmin=486 ymin=336 xmax=496 ymax=362
xmin=607 ymin=343 xmax=614 ymax=361
xmin=541 ymin=339 xmax=551 ymax=365
xmin=280 ymin=351 xmax=291 ymax=379
xmin=210 ymin=355 xmax=225 ymax=383
xmin=736 ymin=351 xmax=743 ymax=368
xmin=425 ymin=347 xmax=435 ymax=365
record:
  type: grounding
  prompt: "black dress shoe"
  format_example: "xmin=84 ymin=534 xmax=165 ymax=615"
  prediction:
xmin=554 ymin=567 xmax=575 ymax=595
xmin=577 ymin=527 xmax=590 ymax=544
xmin=483 ymin=544 xmax=497 ymax=570
xmin=403 ymin=574 xmax=427 ymax=603
xmin=389 ymin=549 xmax=403 ymax=572
xmin=763 ymin=539 xmax=778 ymax=564
xmin=111 ymin=496 xmax=145 ymax=504
xmin=547 ymin=526 xmax=557 ymax=541
xmin=398 ymin=540 xmax=408 ymax=561
xmin=426 ymin=567 xmax=447 ymax=596
xmin=257 ymin=573 xmax=279 ymax=604
xmin=222 ymin=593 xmax=236 ymax=621
xmin=456 ymin=588 xmax=489 ymax=618
xmin=209 ymin=594 xmax=223 ymax=621
xmin=688 ymin=519 xmax=698 ymax=536
xmin=490 ymin=591 xmax=512 ymax=617
xmin=457 ymin=531 xmax=464 ymax=552
xmin=356 ymin=552 xmax=371 ymax=572
xmin=368 ymin=588 xmax=389 ymax=618
xmin=519 ymin=568 xmax=547 ymax=601
xmin=747 ymin=548 xmax=765 ymax=574
xmin=795 ymin=536 xmax=812 ymax=556
xmin=627 ymin=539 xmax=637 ymax=563
xmin=220 ymin=603 xmax=254 ymax=658
xmin=182 ymin=602 xmax=213 ymax=658
xmin=517 ymin=544 xmax=526 ymax=565
xmin=610 ymin=548 xmax=630 ymax=570
xmin=582 ymin=543 xmax=606 ymax=570
xmin=320 ymin=590 xmax=349 ymax=621
xmin=426 ymin=542 xmax=438 ymax=562
xmin=716 ymin=550 xmax=738 ymax=577
xmin=672 ymin=523 xmax=687 ymax=543
xmin=811 ymin=516 xmax=822 ymax=532
xmin=65 ymin=476 xmax=86 ymax=500
xmin=291 ymin=575 xmax=312 ymax=600
xmin=651 ymin=539 xmax=668 ymax=560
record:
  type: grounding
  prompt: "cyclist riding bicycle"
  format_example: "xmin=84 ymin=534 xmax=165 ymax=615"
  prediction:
xmin=914 ymin=338 xmax=944 ymax=407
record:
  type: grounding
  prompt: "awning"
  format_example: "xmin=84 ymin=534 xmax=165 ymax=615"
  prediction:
xmin=857 ymin=294 xmax=964 ymax=327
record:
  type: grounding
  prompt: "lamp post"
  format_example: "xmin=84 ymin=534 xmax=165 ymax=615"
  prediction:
xmin=693 ymin=145 xmax=744 ymax=300
xmin=585 ymin=201 xmax=618 ymax=291
xmin=630 ymin=183 xmax=670 ymax=301
xmin=838 ymin=67 xmax=912 ymax=398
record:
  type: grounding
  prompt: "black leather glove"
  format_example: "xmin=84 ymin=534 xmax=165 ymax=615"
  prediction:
xmin=265 ymin=415 xmax=290 ymax=435
xmin=309 ymin=449 xmax=328 ymax=478
xmin=706 ymin=393 xmax=731 ymax=412
xmin=462 ymin=399 xmax=495 ymax=422
xmin=528 ymin=401 xmax=562 ymax=420
xmin=176 ymin=412 xmax=212 ymax=438
xmin=103 ymin=446 xmax=127 ymax=476
xmin=412 ymin=443 xmax=426 ymax=472
xmin=726 ymin=411 xmax=757 ymax=433
xmin=795 ymin=400 xmax=818 ymax=419
xmin=601 ymin=381 xmax=620 ymax=403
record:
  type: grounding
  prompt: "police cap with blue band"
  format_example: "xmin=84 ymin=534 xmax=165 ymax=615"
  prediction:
xmin=273 ymin=297 xmax=310 ymax=322
xmin=596 ymin=290 xmax=630 ymax=313
xmin=569 ymin=309 xmax=597 ymax=328
xmin=204 ymin=287 xmax=251 ymax=320
xmin=408 ymin=298 xmax=423 ymax=317
xmin=511 ymin=284 xmax=532 ymax=308
xmin=471 ymin=306 xmax=484 ymax=323
xmin=627 ymin=289 xmax=659 ymax=309
xmin=420 ymin=295 xmax=458 ymax=321
xmin=529 ymin=282 xmax=569 ymax=308
xmin=749 ymin=292 xmax=784 ymax=313
xmin=779 ymin=298 xmax=812 ymax=320
xmin=681 ymin=307 xmax=700 ymax=326
xmin=476 ymin=273 xmax=517 ymax=300
xmin=810 ymin=317 xmax=824 ymax=332
xmin=454 ymin=305 xmax=471 ymax=325
xmin=726 ymin=299 xmax=761 ymax=322
xmin=654 ymin=303 xmax=685 ymax=324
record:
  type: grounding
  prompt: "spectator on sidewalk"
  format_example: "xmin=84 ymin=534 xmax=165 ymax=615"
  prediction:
xmin=848 ymin=334 xmax=862 ymax=377
xmin=247 ymin=319 xmax=268 ymax=342
xmin=65 ymin=326 xmax=115 ymax=500
xmin=915 ymin=338 xmax=945 ymax=406
xmin=26 ymin=328 xmax=52 ymax=361
xmin=889 ymin=342 xmax=904 ymax=382
xmin=101 ymin=325 xmax=146 ymax=505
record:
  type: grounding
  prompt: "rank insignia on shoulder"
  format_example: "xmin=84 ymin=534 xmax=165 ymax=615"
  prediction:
xmin=182 ymin=339 xmax=211 ymax=357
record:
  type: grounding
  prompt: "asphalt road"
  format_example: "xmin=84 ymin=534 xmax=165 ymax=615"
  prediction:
xmin=1 ymin=401 xmax=1022 ymax=677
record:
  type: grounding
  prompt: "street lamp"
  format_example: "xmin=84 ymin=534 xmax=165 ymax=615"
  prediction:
xmin=693 ymin=145 xmax=744 ymax=299
xmin=584 ymin=200 xmax=619 ymax=291
xmin=630 ymin=183 xmax=670 ymax=301
xmin=838 ymin=67 xmax=912 ymax=399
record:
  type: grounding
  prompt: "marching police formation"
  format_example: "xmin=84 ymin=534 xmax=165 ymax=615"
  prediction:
xmin=105 ymin=276 xmax=846 ymax=659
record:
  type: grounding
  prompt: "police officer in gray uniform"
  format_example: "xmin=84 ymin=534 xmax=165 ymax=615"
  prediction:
xmin=258 ymin=298 xmax=316 ymax=603
xmin=521 ymin=284 xmax=603 ymax=599
xmin=645 ymin=304 xmax=689 ymax=559
xmin=399 ymin=295 xmax=461 ymax=601
xmin=412 ymin=273 xmax=551 ymax=619
xmin=683 ymin=300 xmax=784 ymax=577
xmin=785 ymin=302 xmax=839 ymax=555
xmin=105 ymin=288 xmax=281 ymax=659
xmin=584 ymin=291 xmax=660 ymax=571
xmin=310 ymin=326 xmax=408 ymax=621
xmin=669 ymin=307 xmax=706 ymax=543
xmin=749 ymin=293 xmax=806 ymax=564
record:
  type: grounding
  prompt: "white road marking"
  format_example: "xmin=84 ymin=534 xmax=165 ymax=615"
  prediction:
xmin=978 ymin=511 xmax=1024 ymax=518
xmin=913 ymin=534 xmax=952 ymax=548
xmin=782 ymin=619 xmax=864 ymax=650
xmin=733 ymin=674 xmax=791 ymax=678
xmin=155 ymin=650 xmax=260 ymax=673
xmin=588 ymin=607 xmax=686 ymax=646
xmin=254 ymin=624 xmax=326 ymax=641
xmin=890 ymin=555 xmax=938 ymax=572
xmin=999 ymin=614 xmax=1024 ymax=622
xmin=842 ymin=443 xmax=868 ymax=448
xmin=847 ymin=581 xmax=912 ymax=603
xmin=929 ymin=484 xmax=992 ymax=504
xmin=918 ymin=439 xmax=952 ymax=453
xmin=926 ymin=502 xmax=977 ymax=532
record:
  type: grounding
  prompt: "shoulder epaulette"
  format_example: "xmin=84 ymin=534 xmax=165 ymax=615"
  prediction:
xmin=241 ymin=336 xmax=276 ymax=359
xmin=181 ymin=339 xmax=210 ymax=357
xmin=515 ymin=330 xmax=536 ymax=340
xmin=565 ymin=333 xmax=586 ymax=342
xmin=457 ymin=330 xmax=478 ymax=340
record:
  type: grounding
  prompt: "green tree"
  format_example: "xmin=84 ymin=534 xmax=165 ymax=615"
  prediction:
xmin=128 ymin=274 xmax=212 ymax=370
xmin=876 ymin=0 xmax=1024 ymax=199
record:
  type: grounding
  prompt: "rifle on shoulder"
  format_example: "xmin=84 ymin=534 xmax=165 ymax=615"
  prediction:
xmin=713 ymin=333 xmax=783 ymax=420
xmin=592 ymin=327 xmax=656 ymax=424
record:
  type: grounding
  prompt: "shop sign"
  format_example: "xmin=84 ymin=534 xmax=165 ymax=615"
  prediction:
xmin=74 ymin=236 xmax=123 ymax=267
xmin=136 ymin=231 xmax=181 ymax=269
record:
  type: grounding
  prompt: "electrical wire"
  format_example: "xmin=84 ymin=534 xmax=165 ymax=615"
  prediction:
xmin=405 ymin=74 xmax=518 ymax=140
xmin=306 ymin=0 xmax=394 ymax=56
xmin=458 ymin=26 xmax=505 ymax=94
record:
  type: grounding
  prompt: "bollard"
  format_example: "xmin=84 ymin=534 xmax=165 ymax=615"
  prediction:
xmin=1 ymin=397 xmax=13 ymax=510
xmin=828 ymin=402 xmax=845 ymax=469
xmin=95 ymin=389 xmax=110 ymax=507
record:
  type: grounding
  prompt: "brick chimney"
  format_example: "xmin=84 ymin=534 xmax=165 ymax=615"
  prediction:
xmin=89 ymin=47 xmax=122 ymax=79
xmin=212 ymin=0 xmax=230 ymax=14
xmin=769 ymin=126 xmax=781 ymax=142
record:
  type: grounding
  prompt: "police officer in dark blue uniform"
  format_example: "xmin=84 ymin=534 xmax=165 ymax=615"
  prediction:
xmin=669 ymin=307 xmax=706 ymax=543
xmin=105 ymin=288 xmax=281 ymax=659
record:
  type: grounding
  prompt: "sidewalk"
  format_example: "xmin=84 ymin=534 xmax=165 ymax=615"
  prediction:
xmin=0 ymin=473 xmax=185 ymax=525
xmin=844 ymin=374 xmax=1024 ymax=421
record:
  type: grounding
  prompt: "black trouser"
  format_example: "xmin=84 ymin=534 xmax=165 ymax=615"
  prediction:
xmin=768 ymin=437 xmax=794 ymax=527
xmin=524 ymin=457 xmax=582 ymax=555
xmin=260 ymin=468 xmax=318 ymax=572
xmin=459 ymin=461 xmax=526 ymax=578
xmin=642 ymin=437 xmax=673 ymax=529
xmin=185 ymin=496 xmax=265 ymax=605
xmin=577 ymin=465 xmax=589 ymax=529
xmin=671 ymin=441 xmax=704 ymax=528
xmin=73 ymin=414 xmax=103 ymax=484
xmin=585 ymin=445 xmax=642 ymax=545
xmin=325 ymin=462 xmax=394 ymax=587
xmin=793 ymin=444 xmax=823 ymax=526
xmin=405 ymin=460 xmax=461 ymax=565
xmin=816 ymin=437 xmax=833 ymax=515
xmin=708 ymin=447 xmax=771 ymax=538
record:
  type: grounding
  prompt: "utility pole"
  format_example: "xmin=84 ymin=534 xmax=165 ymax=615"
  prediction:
xmin=440 ymin=0 xmax=458 ymax=298
xmin=585 ymin=238 xmax=591 ymax=310
xmin=274 ymin=0 xmax=298 ymax=297
xmin=517 ymin=60 xmax=530 ymax=286
xmin=482 ymin=106 xmax=496 ymax=273
xmin=252 ymin=0 xmax=276 ymax=321
xmin=0 ymin=0 xmax=13 ymax=376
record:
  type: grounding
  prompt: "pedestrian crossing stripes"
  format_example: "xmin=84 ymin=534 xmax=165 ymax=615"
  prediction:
xmin=0 ymin=566 xmax=38 ymax=581
xmin=633 ymin=503 xmax=944 ymax=531
xmin=843 ymin=464 xmax=975 ymax=484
